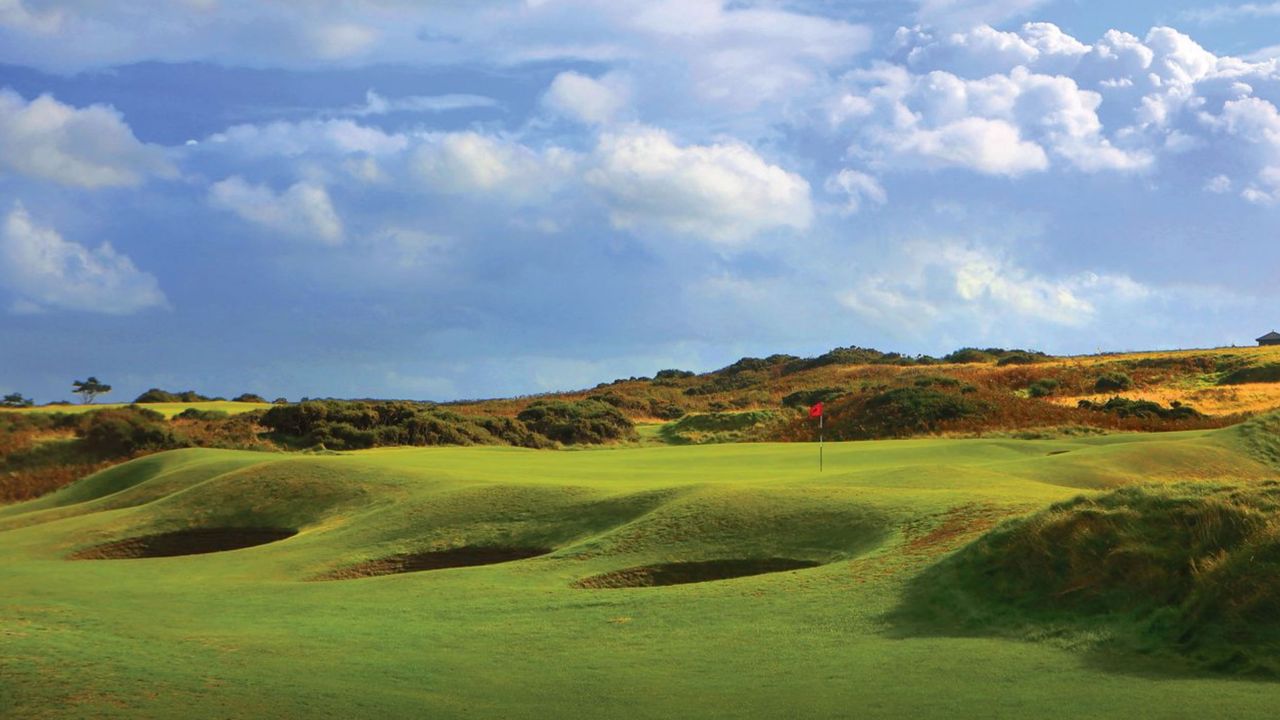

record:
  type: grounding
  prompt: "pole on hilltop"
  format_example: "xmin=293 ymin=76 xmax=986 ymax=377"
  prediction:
xmin=819 ymin=412 xmax=824 ymax=472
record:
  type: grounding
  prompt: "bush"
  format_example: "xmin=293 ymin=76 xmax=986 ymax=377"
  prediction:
xmin=653 ymin=369 xmax=696 ymax=380
xmin=1219 ymin=364 xmax=1280 ymax=386
xmin=174 ymin=408 xmax=229 ymax=421
xmin=1094 ymin=372 xmax=1133 ymax=392
xmin=997 ymin=352 xmax=1047 ymax=366
xmin=134 ymin=388 xmax=211 ymax=403
xmin=864 ymin=387 xmax=984 ymax=435
xmin=516 ymin=399 xmax=635 ymax=445
xmin=659 ymin=410 xmax=779 ymax=445
xmin=1028 ymin=379 xmax=1060 ymax=398
xmin=648 ymin=399 xmax=686 ymax=420
xmin=1077 ymin=397 xmax=1202 ymax=420
xmin=259 ymin=400 xmax=554 ymax=450
xmin=233 ymin=393 xmax=267 ymax=403
xmin=77 ymin=407 xmax=187 ymax=456
xmin=781 ymin=387 xmax=848 ymax=409
xmin=943 ymin=348 xmax=997 ymax=364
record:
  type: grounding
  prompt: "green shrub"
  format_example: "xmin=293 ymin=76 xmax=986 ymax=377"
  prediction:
xmin=516 ymin=399 xmax=635 ymax=445
xmin=996 ymin=351 xmax=1047 ymax=366
xmin=943 ymin=348 xmax=997 ymax=364
xmin=862 ymin=387 xmax=984 ymax=436
xmin=134 ymin=388 xmax=212 ymax=403
xmin=660 ymin=410 xmax=779 ymax=444
xmin=1094 ymin=372 xmax=1133 ymax=392
xmin=1219 ymin=364 xmax=1280 ymax=385
xmin=781 ymin=388 xmax=848 ymax=408
xmin=653 ymin=369 xmax=696 ymax=380
xmin=233 ymin=393 xmax=267 ymax=403
xmin=77 ymin=407 xmax=187 ymax=455
xmin=1028 ymin=379 xmax=1060 ymax=398
xmin=1077 ymin=396 xmax=1202 ymax=420
xmin=259 ymin=400 xmax=555 ymax=450
xmin=174 ymin=408 xmax=230 ymax=421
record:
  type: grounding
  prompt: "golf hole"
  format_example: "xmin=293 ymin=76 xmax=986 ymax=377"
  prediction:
xmin=314 ymin=546 xmax=552 ymax=580
xmin=70 ymin=528 xmax=297 ymax=560
xmin=573 ymin=558 xmax=820 ymax=589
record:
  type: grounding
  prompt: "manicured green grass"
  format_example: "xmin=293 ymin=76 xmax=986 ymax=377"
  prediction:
xmin=2 ymin=427 xmax=1279 ymax=718
xmin=4 ymin=401 xmax=270 ymax=418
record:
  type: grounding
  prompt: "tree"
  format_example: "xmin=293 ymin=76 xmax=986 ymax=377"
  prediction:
xmin=2 ymin=392 xmax=34 ymax=407
xmin=72 ymin=377 xmax=112 ymax=404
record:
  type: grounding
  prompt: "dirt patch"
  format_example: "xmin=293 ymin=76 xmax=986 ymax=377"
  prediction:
xmin=573 ymin=558 xmax=819 ymax=589
xmin=70 ymin=528 xmax=296 ymax=559
xmin=314 ymin=546 xmax=552 ymax=580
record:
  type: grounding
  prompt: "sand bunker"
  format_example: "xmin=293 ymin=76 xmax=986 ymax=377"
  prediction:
xmin=315 ymin=546 xmax=552 ymax=580
xmin=574 ymin=558 xmax=820 ymax=589
xmin=71 ymin=528 xmax=297 ymax=559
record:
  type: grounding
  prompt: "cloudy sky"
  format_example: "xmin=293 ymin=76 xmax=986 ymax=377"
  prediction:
xmin=2 ymin=0 xmax=1280 ymax=402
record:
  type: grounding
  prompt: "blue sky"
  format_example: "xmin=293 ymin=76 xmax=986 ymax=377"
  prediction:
xmin=2 ymin=0 xmax=1280 ymax=403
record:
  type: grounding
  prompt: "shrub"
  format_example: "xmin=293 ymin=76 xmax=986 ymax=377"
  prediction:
xmin=648 ymin=399 xmax=686 ymax=420
xmin=1219 ymin=364 xmax=1280 ymax=386
xmin=996 ymin=352 xmax=1047 ymax=366
xmin=77 ymin=407 xmax=187 ymax=456
xmin=659 ymin=410 xmax=779 ymax=444
xmin=1094 ymin=372 xmax=1133 ymax=392
xmin=233 ymin=393 xmax=267 ymax=403
xmin=174 ymin=408 xmax=229 ymax=421
xmin=1077 ymin=397 xmax=1202 ymax=420
xmin=781 ymin=388 xmax=848 ymax=408
xmin=516 ymin=399 xmax=635 ymax=445
xmin=259 ymin=400 xmax=554 ymax=450
xmin=943 ymin=348 xmax=997 ymax=364
xmin=134 ymin=388 xmax=211 ymax=403
xmin=653 ymin=369 xmax=696 ymax=380
xmin=863 ymin=387 xmax=984 ymax=435
xmin=1028 ymin=379 xmax=1060 ymax=398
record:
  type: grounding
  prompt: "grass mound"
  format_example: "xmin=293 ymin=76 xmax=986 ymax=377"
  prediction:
xmin=897 ymin=481 xmax=1280 ymax=674
xmin=573 ymin=558 xmax=819 ymax=589
xmin=314 ymin=546 xmax=552 ymax=580
xmin=70 ymin=528 xmax=296 ymax=559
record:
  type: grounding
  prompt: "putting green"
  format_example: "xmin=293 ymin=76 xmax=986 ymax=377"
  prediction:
xmin=2 ymin=427 xmax=1278 ymax=718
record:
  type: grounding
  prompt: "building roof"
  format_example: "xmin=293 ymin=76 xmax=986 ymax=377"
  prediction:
xmin=1259 ymin=331 xmax=1280 ymax=341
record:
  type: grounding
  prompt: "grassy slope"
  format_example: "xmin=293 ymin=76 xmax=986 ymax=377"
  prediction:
xmin=3 ymin=427 xmax=1280 ymax=718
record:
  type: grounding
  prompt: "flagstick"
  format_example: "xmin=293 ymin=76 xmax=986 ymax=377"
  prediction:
xmin=819 ymin=413 xmax=824 ymax=472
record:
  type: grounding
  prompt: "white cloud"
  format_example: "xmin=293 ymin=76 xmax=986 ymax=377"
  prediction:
xmin=204 ymin=119 xmax=408 ymax=157
xmin=412 ymin=132 xmax=576 ymax=204
xmin=208 ymin=177 xmax=344 ymax=245
xmin=894 ymin=117 xmax=1049 ymax=176
xmin=1205 ymin=174 xmax=1233 ymax=193
xmin=348 ymin=89 xmax=498 ymax=116
xmin=542 ymin=71 xmax=630 ymax=125
xmin=308 ymin=22 xmax=377 ymax=60
xmin=825 ymin=169 xmax=887 ymax=214
xmin=839 ymin=240 xmax=1150 ymax=333
xmin=585 ymin=127 xmax=812 ymax=244
xmin=1182 ymin=3 xmax=1280 ymax=24
xmin=0 ymin=204 xmax=166 ymax=314
xmin=0 ymin=89 xmax=173 ymax=188
xmin=839 ymin=60 xmax=1150 ymax=176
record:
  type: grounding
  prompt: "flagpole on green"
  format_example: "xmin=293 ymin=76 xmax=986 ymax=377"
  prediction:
xmin=819 ymin=412 xmax=823 ymax=472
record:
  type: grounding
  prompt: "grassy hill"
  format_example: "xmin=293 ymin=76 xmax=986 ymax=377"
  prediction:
xmin=4 ymin=421 xmax=1280 ymax=717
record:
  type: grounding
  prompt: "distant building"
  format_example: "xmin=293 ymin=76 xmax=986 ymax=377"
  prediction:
xmin=1259 ymin=331 xmax=1280 ymax=346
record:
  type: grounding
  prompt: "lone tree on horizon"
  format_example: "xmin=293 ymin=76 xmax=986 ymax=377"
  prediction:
xmin=2 ymin=392 xmax=33 ymax=407
xmin=72 ymin=377 xmax=112 ymax=405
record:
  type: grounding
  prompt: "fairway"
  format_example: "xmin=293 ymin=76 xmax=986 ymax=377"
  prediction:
xmin=4 ymin=429 xmax=1280 ymax=718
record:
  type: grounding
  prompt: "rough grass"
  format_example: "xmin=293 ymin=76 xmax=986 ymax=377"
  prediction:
xmin=894 ymin=479 xmax=1280 ymax=675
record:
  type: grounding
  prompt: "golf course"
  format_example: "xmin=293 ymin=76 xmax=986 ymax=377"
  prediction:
xmin=5 ymin=418 xmax=1280 ymax=718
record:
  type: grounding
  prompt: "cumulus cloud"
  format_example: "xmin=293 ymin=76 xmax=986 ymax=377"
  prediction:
xmin=208 ymin=177 xmax=344 ymax=244
xmin=825 ymin=169 xmax=887 ymax=214
xmin=0 ymin=204 xmax=167 ymax=314
xmin=839 ymin=240 xmax=1150 ymax=333
xmin=412 ymin=132 xmax=576 ymax=204
xmin=542 ymin=71 xmax=630 ymax=125
xmin=0 ymin=89 xmax=173 ymax=188
xmin=585 ymin=127 xmax=812 ymax=244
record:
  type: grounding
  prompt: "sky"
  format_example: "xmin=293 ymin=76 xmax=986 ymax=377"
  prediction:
xmin=2 ymin=0 xmax=1280 ymax=403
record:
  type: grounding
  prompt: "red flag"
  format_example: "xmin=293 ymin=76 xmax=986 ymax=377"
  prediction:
xmin=809 ymin=402 xmax=824 ymax=418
